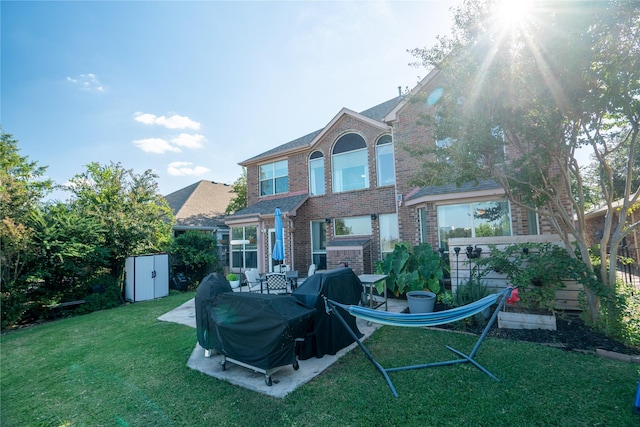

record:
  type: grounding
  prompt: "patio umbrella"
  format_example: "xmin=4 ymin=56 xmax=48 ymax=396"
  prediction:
xmin=272 ymin=207 xmax=285 ymax=271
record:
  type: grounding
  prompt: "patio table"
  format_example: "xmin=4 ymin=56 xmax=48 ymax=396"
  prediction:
xmin=358 ymin=274 xmax=388 ymax=311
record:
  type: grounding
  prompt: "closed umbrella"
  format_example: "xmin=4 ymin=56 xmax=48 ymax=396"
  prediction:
xmin=272 ymin=207 xmax=285 ymax=271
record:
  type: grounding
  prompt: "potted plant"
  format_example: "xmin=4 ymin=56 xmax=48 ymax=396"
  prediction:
xmin=376 ymin=242 xmax=447 ymax=313
xmin=226 ymin=273 xmax=240 ymax=289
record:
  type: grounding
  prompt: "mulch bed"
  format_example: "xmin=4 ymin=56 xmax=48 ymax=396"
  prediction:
xmin=438 ymin=309 xmax=640 ymax=356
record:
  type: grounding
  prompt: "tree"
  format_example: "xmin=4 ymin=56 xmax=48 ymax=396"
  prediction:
xmin=168 ymin=230 xmax=217 ymax=282
xmin=28 ymin=203 xmax=110 ymax=302
xmin=408 ymin=0 xmax=639 ymax=322
xmin=225 ymin=168 xmax=247 ymax=215
xmin=0 ymin=131 xmax=53 ymax=327
xmin=65 ymin=162 xmax=175 ymax=284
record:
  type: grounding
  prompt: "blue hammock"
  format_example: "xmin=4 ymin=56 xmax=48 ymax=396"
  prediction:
xmin=326 ymin=287 xmax=513 ymax=397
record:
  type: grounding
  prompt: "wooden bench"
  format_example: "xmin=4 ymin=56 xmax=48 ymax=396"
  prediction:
xmin=45 ymin=299 xmax=86 ymax=318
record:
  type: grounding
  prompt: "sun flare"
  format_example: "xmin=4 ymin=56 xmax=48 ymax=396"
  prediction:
xmin=495 ymin=0 xmax=533 ymax=27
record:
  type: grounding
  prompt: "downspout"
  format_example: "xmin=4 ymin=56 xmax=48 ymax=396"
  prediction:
xmin=288 ymin=216 xmax=295 ymax=270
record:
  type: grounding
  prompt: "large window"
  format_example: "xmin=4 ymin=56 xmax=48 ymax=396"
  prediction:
xmin=376 ymin=135 xmax=395 ymax=186
xmin=379 ymin=213 xmax=399 ymax=257
xmin=332 ymin=133 xmax=368 ymax=193
xmin=309 ymin=151 xmax=325 ymax=196
xmin=334 ymin=216 xmax=372 ymax=237
xmin=231 ymin=226 xmax=257 ymax=270
xmin=437 ymin=200 xmax=511 ymax=250
xmin=260 ymin=160 xmax=288 ymax=196
xmin=310 ymin=220 xmax=327 ymax=269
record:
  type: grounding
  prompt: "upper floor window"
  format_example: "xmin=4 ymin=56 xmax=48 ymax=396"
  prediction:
xmin=376 ymin=135 xmax=395 ymax=186
xmin=260 ymin=160 xmax=288 ymax=196
xmin=332 ymin=133 xmax=368 ymax=193
xmin=309 ymin=151 xmax=325 ymax=196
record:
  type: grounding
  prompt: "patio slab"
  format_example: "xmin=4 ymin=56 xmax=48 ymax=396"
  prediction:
xmin=158 ymin=295 xmax=407 ymax=398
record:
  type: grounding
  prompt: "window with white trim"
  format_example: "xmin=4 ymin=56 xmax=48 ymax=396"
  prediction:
xmin=309 ymin=151 xmax=325 ymax=196
xmin=231 ymin=226 xmax=257 ymax=269
xmin=334 ymin=216 xmax=372 ymax=237
xmin=260 ymin=160 xmax=288 ymax=196
xmin=437 ymin=200 xmax=511 ymax=250
xmin=379 ymin=213 xmax=399 ymax=257
xmin=376 ymin=135 xmax=395 ymax=186
xmin=332 ymin=133 xmax=368 ymax=193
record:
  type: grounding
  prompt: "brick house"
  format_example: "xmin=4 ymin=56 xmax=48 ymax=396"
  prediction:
xmin=225 ymin=69 xmax=544 ymax=276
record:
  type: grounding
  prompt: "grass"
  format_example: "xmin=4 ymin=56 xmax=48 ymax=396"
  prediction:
xmin=2 ymin=291 xmax=639 ymax=426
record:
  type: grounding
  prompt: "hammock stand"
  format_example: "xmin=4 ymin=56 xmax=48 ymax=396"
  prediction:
xmin=325 ymin=287 xmax=513 ymax=397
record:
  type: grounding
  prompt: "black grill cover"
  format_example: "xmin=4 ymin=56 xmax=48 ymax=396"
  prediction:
xmin=206 ymin=293 xmax=315 ymax=370
xmin=292 ymin=268 xmax=364 ymax=359
xmin=195 ymin=273 xmax=233 ymax=351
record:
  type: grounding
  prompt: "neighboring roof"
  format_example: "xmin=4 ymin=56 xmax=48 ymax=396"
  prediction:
xmin=164 ymin=180 xmax=235 ymax=229
xmin=585 ymin=198 xmax=640 ymax=219
xmin=226 ymin=193 xmax=309 ymax=221
xmin=405 ymin=179 xmax=503 ymax=205
xmin=240 ymin=96 xmax=404 ymax=165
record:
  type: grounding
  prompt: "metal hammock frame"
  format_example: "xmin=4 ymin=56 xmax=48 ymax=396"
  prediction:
xmin=325 ymin=287 xmax=513 ymax=397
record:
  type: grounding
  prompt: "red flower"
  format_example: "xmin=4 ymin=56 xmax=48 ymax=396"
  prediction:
xmin=507 ymin=288 xmax=520 ymax=305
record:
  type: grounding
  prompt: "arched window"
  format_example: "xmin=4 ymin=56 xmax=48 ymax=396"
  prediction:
xmin=332 ymin=133 xmax=368 ymax=193
xmin=375 ymin=135 xmax=395 ymax=186
xmin=308 ymin=151 xmax=325 ymax=196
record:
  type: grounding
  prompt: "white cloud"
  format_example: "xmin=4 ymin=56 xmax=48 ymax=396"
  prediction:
xmin=167 ymin=161 xmax=210 ymax=176
xmin=134 ymin=112 xmax=201 ymax=130
xmin=132 ymin=138 xmax=181 ymax=154
xmin=66 ymin=73 xmax=106 ymax=93
xmin=171 ymin=133 xmax=205 ymax=149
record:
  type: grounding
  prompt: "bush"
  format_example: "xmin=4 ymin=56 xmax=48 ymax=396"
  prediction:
xmin=77 ymin=275 xmax=123 ymax=314
xmin=168 ymin=231 xmax=217 ymax=281
xmin=476 ymin=242 xmax=595 ymax=312
xmin=452 ymin=278 xmax=491 ymax=327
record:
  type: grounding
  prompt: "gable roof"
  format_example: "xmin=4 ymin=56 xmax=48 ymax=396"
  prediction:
xmin=165 ymin=180 xmax=235 ymax=229
xmin=240 ymin=96 xmax=405 ymax=165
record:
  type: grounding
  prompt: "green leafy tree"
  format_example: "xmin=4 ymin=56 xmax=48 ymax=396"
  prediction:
xmin=408 ymin=0 xmax=639 ymax=322
xmin=65 ymin=162 xmax=175 ymax=284
xmin=28 ymin=203 xmax=110 ymax=303
xmin=168 ymin=230 xmax=218 ymax=282
xmin=225 ymin=168 xmax=247 ymax=215
xmin=0 ymin=131 xmax=53 ymax=328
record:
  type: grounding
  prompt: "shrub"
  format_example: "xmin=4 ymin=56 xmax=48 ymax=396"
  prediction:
xmin=168 ymin=231 xmax=217 ymax=282
xmin=77 ymin=275 xmax=123 ymax=314
xmin=476 ymin=242 xmax=595 ymax=312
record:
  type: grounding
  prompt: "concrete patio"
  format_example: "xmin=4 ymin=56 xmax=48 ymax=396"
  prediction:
xmin=158 ymin=295 xmax=407 ymax=398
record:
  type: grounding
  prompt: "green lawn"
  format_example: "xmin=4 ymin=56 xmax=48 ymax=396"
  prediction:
xmin=2 ymin=292 xmax=639 ymax=426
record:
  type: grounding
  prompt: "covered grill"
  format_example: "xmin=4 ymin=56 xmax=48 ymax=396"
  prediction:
xmin=292 ymin=267 xmax=364 ymax=359
xmin=195 ymin=276 xmax=315 ymax=385
xmin=195 ymin=273 xmax=233 ymax=354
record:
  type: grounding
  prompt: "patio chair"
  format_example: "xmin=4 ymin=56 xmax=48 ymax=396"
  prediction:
xmin=297 ymin=264 xmax=316 ymax=286
xmin=265 ymin=273 xmax=288 ymax=294
xmin=244 ymin=269 xmax=263 ymax=293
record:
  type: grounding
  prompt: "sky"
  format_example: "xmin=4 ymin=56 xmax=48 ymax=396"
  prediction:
xmin=2 ymin=0 xmax=460 ymax=201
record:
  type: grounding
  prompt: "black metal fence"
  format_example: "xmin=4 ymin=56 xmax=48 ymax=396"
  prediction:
xmin=617 ymin=246 xmax=640 ymax=289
